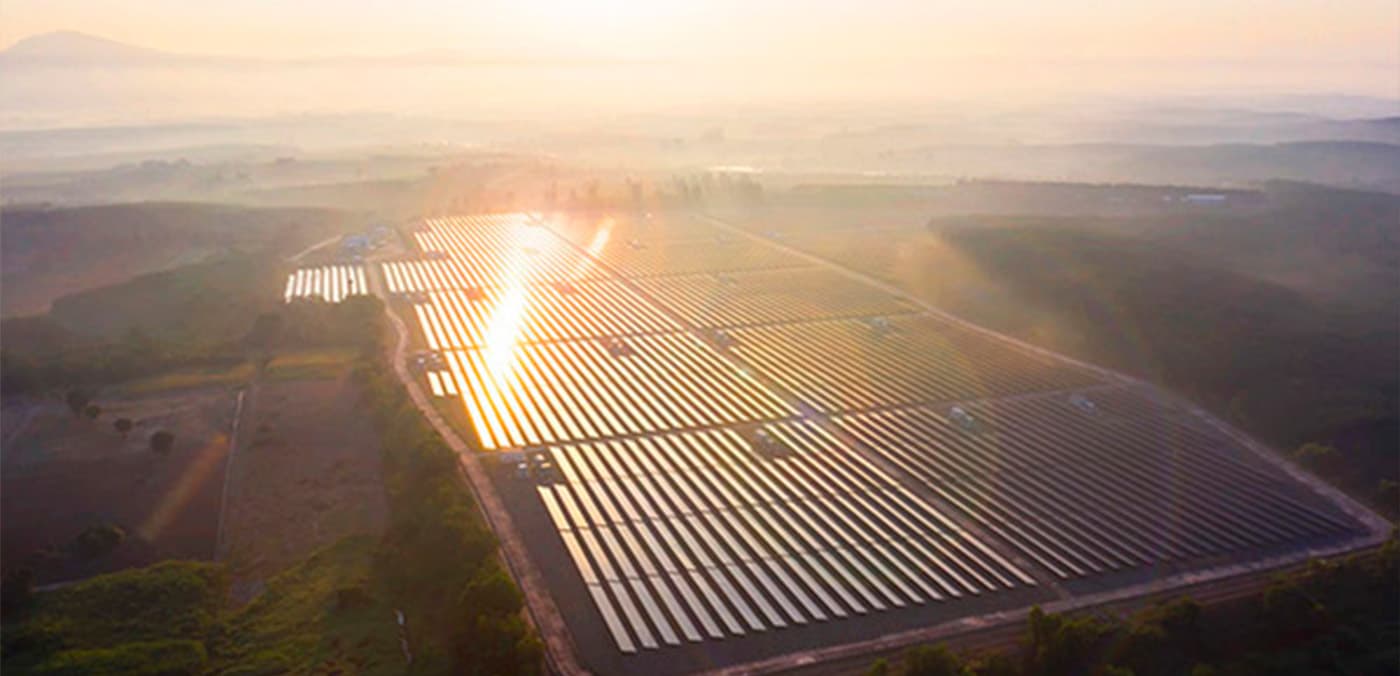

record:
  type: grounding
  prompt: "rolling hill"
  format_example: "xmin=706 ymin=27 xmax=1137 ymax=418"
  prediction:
xmin=0 ymin=203 xmax=362 ymax=317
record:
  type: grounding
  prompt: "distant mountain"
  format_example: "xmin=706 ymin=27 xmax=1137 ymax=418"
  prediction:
xmin=0 ymin=31 xmax=174 ymax=66
xmin=0 ymin=30 xmax=641 ymax=69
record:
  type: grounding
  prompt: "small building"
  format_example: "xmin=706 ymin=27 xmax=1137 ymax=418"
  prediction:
xmin=342 ymin=234 xmax=371 ymax=255
xmin=1183 ymin=193 xmax=1228 ymax=205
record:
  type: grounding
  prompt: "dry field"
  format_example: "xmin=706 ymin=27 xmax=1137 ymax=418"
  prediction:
xmin=1 ymin=388 xmax=238 ymax=583
xmin=219 ymin=368 xmax=387 ymax=602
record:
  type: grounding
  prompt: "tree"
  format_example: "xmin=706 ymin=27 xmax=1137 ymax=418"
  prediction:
xmin=1121 ymin=597 xmax=1204 ymax=673
xmin=83 ymin=404 xmax=101 ymax=420
xmin=74 ymin=524 xmax=125 ymax=560
xmin=454 ymin=614 xmax=542 ymax=676
xmin=150 ymin=430 xmax=175 ymax=456
xmin=1024 ymin=606 xmax=1111 ymax=676
xmin=114 ymin=417 xmax=134 ymax=438
xmin=0 ymin=567 xmax=35 ymax=617
xmin=1378 ymin=479 xmax=1399 ymax=507
xmin=460 ymin=564 xmax=522 ymax=617
xmin=65 ymin=389 xmax=92 ymax=417
xmin=335 ymin=584 xmax=374 ymax=611
xmin=904 ymin=644 xmax=966 ymax=676
xmin=1260 ymin=581 xmax=1330 ymax=643
xmin=1293 ymin=442 xmax=1339 ymax=472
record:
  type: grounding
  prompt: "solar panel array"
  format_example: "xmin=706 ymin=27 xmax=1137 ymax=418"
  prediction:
xmin=538 ymin=424 xmax=1033 ymax=652
xmin=283 ymin=264 xmax=368 ymax=303
xmin=380 ymin=213 xmax=1368 ymax=664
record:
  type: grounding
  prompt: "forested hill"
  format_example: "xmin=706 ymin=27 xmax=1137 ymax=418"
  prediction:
xmin=925 ymin=190 xmax=1397 ymax=514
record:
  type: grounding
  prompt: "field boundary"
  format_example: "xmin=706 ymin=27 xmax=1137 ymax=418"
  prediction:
xmin=214 ymin=387 xmax=249 ymax=561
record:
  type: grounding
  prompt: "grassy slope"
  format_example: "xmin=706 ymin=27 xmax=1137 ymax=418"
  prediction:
xmin=2 ymin=540 xmax=403 ymax=676
xmin=46 ymin=253 xmax=284 ymax=342
xmin=1 ymin=203 xmax=362 ymax=318
xmin=262 ymin=348 xmax=360 ymax=382
xmin=210 ymin=536 xmax=402 ymax=676
xmin=1 ymin=562 xmax=225 ymax=674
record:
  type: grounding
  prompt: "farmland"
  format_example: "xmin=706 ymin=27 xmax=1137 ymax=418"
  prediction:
xmin=375 ymin=212 xmax=1387 ymax=675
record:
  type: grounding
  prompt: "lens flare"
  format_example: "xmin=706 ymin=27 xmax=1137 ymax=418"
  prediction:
xmin=138 ymin=433 xmax=229 ymax=543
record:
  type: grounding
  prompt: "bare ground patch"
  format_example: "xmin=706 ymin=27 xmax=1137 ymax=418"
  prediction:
xmin=220 ymin=371 xmax=388 ymax=603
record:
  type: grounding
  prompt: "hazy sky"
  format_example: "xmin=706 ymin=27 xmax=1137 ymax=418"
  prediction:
xmin=4 ymin=0 xmax=1398 ymax=99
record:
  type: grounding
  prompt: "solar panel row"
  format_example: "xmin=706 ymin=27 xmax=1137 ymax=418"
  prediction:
xmin=412 ymin=282 xmax=679 ymax=350
xmin=426 ymin=370 xmax=458 ymax=397
xmin=549 ymin=214 xmax=733 ymax=247
xmin=283 ymin=264 xmax=368 ymax=303
xmin=728 ymin=316 xmax=1103 ymax=414
xmin=383 ymin=214 xmax=604 ymax=293
xmin=590 ymin=238 xmax=811 ymax=278
xmin=440 ymin=334 xmax=794 ymax=449
xmin=631 ymin=268 xmax=919 ymax=328
xmin=537 ymin=424 xmax=1034 ymax=653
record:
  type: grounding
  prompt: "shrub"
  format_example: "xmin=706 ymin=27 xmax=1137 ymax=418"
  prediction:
xmin=73 ymin=524 xmax=126 ymax=560
xmin=904 ymin=644 xmax=966 ymax=676
xmin=220 ymin=649 xmax=293 ymax=676
xmin=333 ymin=584 xmax=374 ymax=612
xmin=33 ymin=639 xmax=207 ymax=676
xmin=1 ymin=567 xmax=36 ymax=617
xmin=29 ymin=561 xmax=226 ymax=649
xmin=65 ymin=390 xmax=92 ymax=417
xmin=150 ymin=430 xmax=175 ymax=455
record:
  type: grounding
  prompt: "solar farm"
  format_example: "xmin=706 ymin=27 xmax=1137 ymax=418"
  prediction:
xmin=371 ymin=213 xmax=1380 ymax=675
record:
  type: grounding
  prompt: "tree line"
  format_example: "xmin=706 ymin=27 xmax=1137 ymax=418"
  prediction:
xmin=350 ymin=302 xmax=542 ymax=674
xmin=867 ymin=535 xmax=1398 ymax=676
